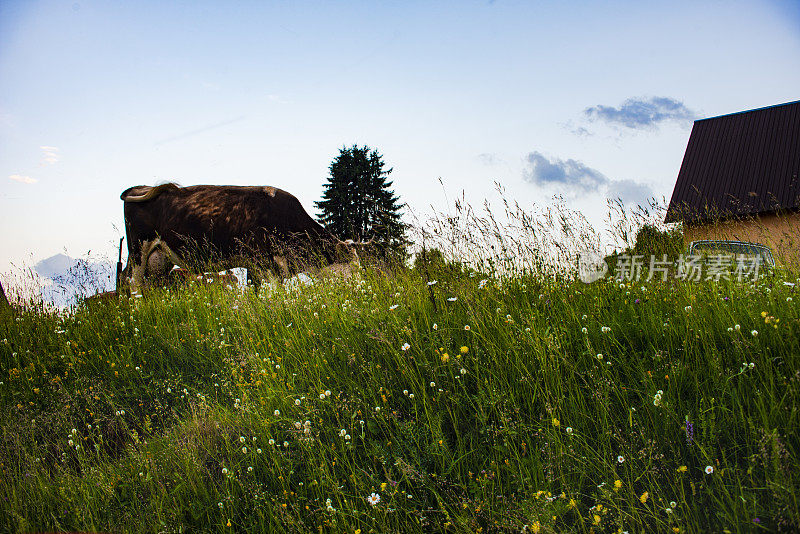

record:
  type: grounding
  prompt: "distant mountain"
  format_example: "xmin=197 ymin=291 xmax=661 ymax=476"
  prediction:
xmin=35 ymin=253 xmax=115 ymax=308
xmin=34 ymin=253 xmax=79 ymax=279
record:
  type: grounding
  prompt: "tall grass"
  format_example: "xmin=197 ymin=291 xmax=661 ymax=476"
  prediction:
xmin=1 ymin=198 xmax=798 ymax=533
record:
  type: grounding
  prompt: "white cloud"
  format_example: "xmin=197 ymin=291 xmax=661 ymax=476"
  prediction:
xmin=522 ymin=151 xmax=654 ymax=206
xmin=584 ymin=97 xmax=697 ymax=130
xmin=40 ymin=146 xmax=60 ymax=165
xmin=9 ymin=174 xmax=38 ymax=184
xmin=606 ymin=179 xmax=654 ymax=206
xmin=522 ymin=151 xmax=607 ymax=193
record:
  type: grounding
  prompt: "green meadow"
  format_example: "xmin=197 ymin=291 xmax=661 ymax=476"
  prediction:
xmin=1 ymin=255 xmax=798 ymax=533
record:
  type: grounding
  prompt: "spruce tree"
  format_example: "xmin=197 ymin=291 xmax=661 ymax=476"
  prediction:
xmin=316 ymin=145 xmax=407 ymax=260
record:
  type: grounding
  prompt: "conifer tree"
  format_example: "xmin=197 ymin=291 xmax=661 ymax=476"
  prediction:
xmin=316 ymin=145 xmax=407 ymax=260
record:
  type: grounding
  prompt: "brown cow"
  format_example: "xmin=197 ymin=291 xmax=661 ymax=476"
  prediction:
xmin=121 ymin=184 xmax=359 ymax=294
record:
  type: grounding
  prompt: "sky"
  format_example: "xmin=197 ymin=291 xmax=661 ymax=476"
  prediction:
xmin=1 ymin=0 xmax=799 ymax=283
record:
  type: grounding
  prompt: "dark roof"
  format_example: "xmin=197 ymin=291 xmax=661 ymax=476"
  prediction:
xmin=665 ymin=100 xmax=800 ymax=223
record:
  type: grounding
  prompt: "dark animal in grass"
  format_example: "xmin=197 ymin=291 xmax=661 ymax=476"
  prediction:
xmin=120 ymin=183 xmax=360 ymax=294
xmin=0 ymin=281 xmax=10 ymax=311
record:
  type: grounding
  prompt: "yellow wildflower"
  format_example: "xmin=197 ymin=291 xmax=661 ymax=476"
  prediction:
xmin=530 ymin=522 xmax=541 ymax=533
xmin=593 ymin=514 xmax=601 ymax=524
xmin=614 ymin=479 xmax=622 ymax=491
xmin=460 ymin=346 xmax=469 ymax=354
xmin=677 ymin=465 xmax=687 ymax=473
xmin=640 ymin=491 xmax=649 ymax=504
xmin=552 ymin=418 xmax=560 ymax=427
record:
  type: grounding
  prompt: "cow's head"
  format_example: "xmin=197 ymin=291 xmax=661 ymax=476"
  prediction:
xmin=335 ymin=239 xmax=361 ymax=265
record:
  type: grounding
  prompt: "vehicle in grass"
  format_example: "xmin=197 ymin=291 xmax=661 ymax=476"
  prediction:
xmin=687 ymin=240 xmax=775 ymax=267
xmin=677 ymin=239 xmax=776 ymax=280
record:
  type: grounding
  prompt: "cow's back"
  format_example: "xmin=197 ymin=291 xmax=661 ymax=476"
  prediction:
xmin=123 ymin=184 xmax=332 ymax=264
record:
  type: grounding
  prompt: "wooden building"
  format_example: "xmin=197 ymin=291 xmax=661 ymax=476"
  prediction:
xmin=665 ymin=100 xmax=800 ymax=264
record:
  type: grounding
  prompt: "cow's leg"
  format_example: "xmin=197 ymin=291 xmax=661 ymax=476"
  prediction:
xmin=249 ymin=264 xmax=284 ymax=292
xmin=246 ymin=265 xmax=265 ymax=290
xmin=273 ymin=255 xmax=290 ymax=278
xmin=129 ymin=239 xmax=158 ymax=296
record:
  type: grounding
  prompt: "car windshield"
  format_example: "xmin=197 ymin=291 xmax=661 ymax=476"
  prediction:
xmin=689 ymin=242 xmax=774 ymax=266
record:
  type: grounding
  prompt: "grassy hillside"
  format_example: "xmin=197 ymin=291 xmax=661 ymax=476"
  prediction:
xmin=1 ymin=265 xmax=799 ymax=532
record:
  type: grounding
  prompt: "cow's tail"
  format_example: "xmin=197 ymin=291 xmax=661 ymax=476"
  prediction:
xmin=121 ymin=183 xmax=180 ymax=202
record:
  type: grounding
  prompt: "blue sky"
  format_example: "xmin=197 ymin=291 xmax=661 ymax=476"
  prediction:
xmin=1 ymin=0 xmax=799 ymax=276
